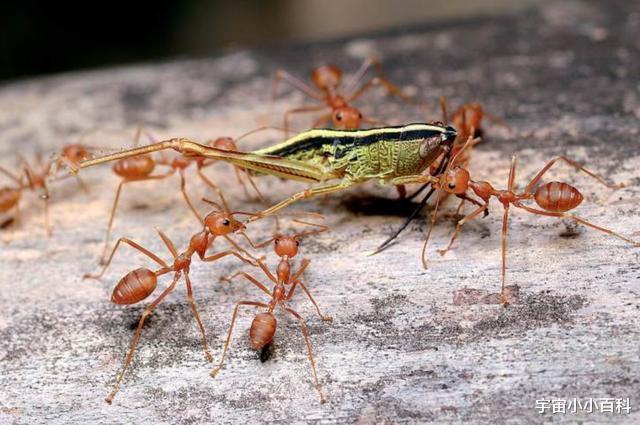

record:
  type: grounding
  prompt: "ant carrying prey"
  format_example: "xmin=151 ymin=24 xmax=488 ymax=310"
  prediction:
xmin=420 ymin=136 xmax=639 ymax=304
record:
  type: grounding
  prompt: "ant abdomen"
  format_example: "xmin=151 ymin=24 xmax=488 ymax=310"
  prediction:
xmin=0 ymin=187 xmax=20 ymax=212
xmin=111 ymin=268 xmax=157 ymax=305
xmin=534 ymin=181 xmax=584 ymax=212
xmin=112 ymin=155 xmax=155 ymax=179
xmin=249 ymin=312 xmax=277 ymax=349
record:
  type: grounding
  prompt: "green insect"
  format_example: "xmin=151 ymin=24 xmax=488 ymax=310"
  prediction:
xmin=76 ymin=123 xmax=457 ymax=230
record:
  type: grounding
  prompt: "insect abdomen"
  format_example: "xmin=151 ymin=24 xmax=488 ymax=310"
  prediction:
xmin=250 ymin=312 xmax=277 ymax=349
xmin=111 ymin=268 xmax=157 ymax=305
xmin=112 ymin=155 xmax=155 ymax=179
xmin=534 ymin=181 xmax=583 ymax=212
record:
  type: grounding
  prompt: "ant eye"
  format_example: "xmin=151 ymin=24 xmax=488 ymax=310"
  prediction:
xmin=295 ymin=240 xmax=300 ymax=246
xmin=335 ymin=112 xmax=343 ymax=121
xmin=274 ymin=239 xmax=279 ymax=244
xmin=222 ymin=219 xmax=230 ymax=226
xmin=358 ymin=113 xmax=363 ymax=119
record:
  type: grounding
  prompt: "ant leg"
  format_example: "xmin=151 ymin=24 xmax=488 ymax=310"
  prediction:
xmin=240 ymin=168 xmax=267 ymax=202
xmin=500 ymin=205 xmax=511 ymax=306
xmin=219 ymin=271 xmax=272 ymax=296
xmin=514 ymin=203 xmax=640 ymax=246
xmin=100 ymin=172 xmax=175 ymax=263
xmin=247 ymin=180 xmax=358 ymax=222
xmin=443 ymin=197 xmax=466 ymax=220
xmin=101 ymin=180 xmax=127 ymax=264
xmin=105 ymin=272 xmax=181 ymax=404
xmin=196 ymin=167 xmax=229 ymax=211
xmin=508 ymin=155 xmax=517 ymax=191
xmin=524 ymin=156 xmax=623 ymax=194
xmin=155 ymin=228 xmax=179 ymax=259
xmin=293 ymin=280 xmax=332 ymax=322
xmin=184 ymin=273 xmax=213 ymax=362
xmin=178 ymin=170 xmax=203 ymax=224
xmin=0 ymin=166 xmax=21 ymax=184
xmin=202 ymin=249 xmax=259 ymax=266
xmin=84 ymin=238 xmax=169 ymax=280
xmin=284 ymin=105 xmax=328 ymax=135
xmin=74 ymin=175 xmax=90 ymax=194
xmin=210 ymin=301 xmax=269 ymax=378
xmin=272 ymin=69 xmax=324 ymax=101
xmin=346 ymin=59 xmax=416 ymax=106
xmin=312 ymin=113 xmax=332 ymax=128
xmin=437 ymin=204 xmax=488 ymax=257
xmin=42 ymin=184 xmax=51 ymax=235
xmin=283 ymin=307 xmax=326 ymax=404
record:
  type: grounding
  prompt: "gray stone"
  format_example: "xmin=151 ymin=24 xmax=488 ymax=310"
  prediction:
xmin=0 ymin=0 xmax=639 ymax=423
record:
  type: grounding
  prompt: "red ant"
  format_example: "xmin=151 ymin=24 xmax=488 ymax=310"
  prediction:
xmin=0 ymin=153 xmax=54 ymax=233
xmin=273 ymin=57 xmax=418 ymax=132
xmin=420 ymin=136 xmax=639 ymax=304
xmin=95 ymin=126 xmax=272 ymax=264
xmin=210 ymin=218 xmax=332 ymax=403
xmin=84 ymin=198 xmax=261 ymax=404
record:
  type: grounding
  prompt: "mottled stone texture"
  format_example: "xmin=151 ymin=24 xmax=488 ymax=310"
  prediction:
xmin=1 ymin=0 xmax=639 ymax=424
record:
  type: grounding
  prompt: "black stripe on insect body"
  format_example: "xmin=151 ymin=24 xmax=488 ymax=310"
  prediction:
xmin=259 ymin=124 xmax=455 ymax=158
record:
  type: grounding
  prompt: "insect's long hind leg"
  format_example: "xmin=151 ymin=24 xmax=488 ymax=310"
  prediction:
xmin=210 ymin=301 xmax=269 ymax=378
xmin=105 ymin=272 xmax=180 ymax=404
xmin=184 ymin=273 xmax=212 ymax=362
xmin=283 ymin=306 xmax=326 ymax=404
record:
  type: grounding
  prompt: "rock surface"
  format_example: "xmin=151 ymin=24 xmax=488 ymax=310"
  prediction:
xmin=0 ymin=0 xmax=639 ymax=423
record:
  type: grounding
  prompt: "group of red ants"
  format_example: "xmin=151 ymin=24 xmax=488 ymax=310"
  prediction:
xmin=1 ymin=59 xmax=638 ymax=404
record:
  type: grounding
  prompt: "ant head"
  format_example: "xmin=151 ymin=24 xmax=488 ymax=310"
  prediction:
xmin=442 ymin=166 xmax=470 ymax=194
xmin=273 ymin=235 xmax=299 ymax=258
xmin=211 ymin=137 xmax=237 ymax=152
xmin=62 ymin=144 xmax=90 ymax=163
xmin=332 ymin=106 xmax=362 ymax=129
xmin=189 ymin=229 xmax=209 ymax=258
xmin=204 ymin=211 xmax=245 ymax=235
xmin=311 ymin=64 xmax=342 ymax=90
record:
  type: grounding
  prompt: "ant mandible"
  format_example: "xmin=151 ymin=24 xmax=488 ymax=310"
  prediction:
xmin=84 ymin=198 xmax=261 ymax=404
xmin=210 ymin=218 xmax=332 ymax=403
xmin=421 ymin=136 xmax=639 ymax=305
xmin=273 ymin=57 xmax=418 ymax=133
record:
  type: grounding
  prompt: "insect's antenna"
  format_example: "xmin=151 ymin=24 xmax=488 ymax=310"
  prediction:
xmin=439 ymin=96 xmax=448 ymax=125
xmin=421 ymin=189 xmax=443 ymax=269
xmin=291 ymin=218 xmax=329 ymax=239
xmin=230 ymin=210 xmax=259 ymax=216
xmin=202 ymin=198 xmax=224 ymax=211
xmin=234 ymin=126 xmax=287 ymax=143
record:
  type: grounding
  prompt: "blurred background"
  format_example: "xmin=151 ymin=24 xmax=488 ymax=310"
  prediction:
xmin=0 ymin=0 xmax=547 ymax=82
